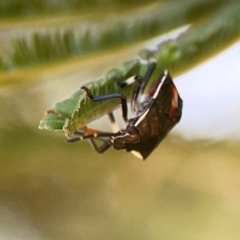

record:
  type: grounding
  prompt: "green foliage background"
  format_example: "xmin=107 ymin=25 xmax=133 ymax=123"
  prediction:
xmin=0 ymin=0 xmax=239 ymax=75
xmin=0 ymin=1 xmax=240 ymax=239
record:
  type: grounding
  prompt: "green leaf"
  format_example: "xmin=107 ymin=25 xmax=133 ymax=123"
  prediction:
xmin=39 ymin=59 xmax=143 ymax=137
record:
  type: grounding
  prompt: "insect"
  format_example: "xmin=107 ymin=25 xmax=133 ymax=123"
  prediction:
xmin=68 ymin=62 xmax=183 ymax=160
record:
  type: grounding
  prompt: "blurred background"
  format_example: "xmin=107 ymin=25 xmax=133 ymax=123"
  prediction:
xmin=0 ymin=0 xmax=240 ymax=239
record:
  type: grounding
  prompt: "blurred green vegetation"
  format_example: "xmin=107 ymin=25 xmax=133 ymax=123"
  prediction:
xmin=0 ymin=0 xmax=154 ymax=17
xmin=1 ymin=0 xmax=239 ymax=75
xmin=152 ymin=0 xmax=240 ymax=77
xmin=0 ymin=56 xmax=7 ymax=70
xmin=1 ymin=126 xmax=240 ymax=239
xmin=1 ymin=1 xmax=240 ymax=239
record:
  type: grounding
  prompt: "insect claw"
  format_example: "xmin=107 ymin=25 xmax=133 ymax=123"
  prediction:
xmin=81 ymin=86 xmax=93 ymax=99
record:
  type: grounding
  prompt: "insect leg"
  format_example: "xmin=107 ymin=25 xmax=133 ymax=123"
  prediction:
xmin=81 ymin=86 xmax=128 ymax=123
xmin=115 ymin=62 xmax=156 ymax=114
xmin=68 ymin=129 xmax=113 ymax=153
xmin=129 ymin=62 xmax=156 ymax=113
xmin=88 ymin=138 xmax=112 ymax=153
xmin=68 ymin=127 xmax=121 ymax=154
xmin=108 ymin=112 xmax=120 ymax=132
xmin=140 ymin=62 xmax=156 ymax=92
xmin=87 ymin=112 xmax=120 ymax=153
xmin=68 ymin=125 xmax=120 ymax=142
xmin=68 ymin=131 xmax=119 ymax=142
xmin=114 ymin=75 xmax=143 ymax=114
xmin=130 ymin=75 xmax=143 ymax=114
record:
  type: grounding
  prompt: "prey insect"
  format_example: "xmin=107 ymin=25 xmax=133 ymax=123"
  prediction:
xmin=68 ymin=63 xmax=183 ymax=160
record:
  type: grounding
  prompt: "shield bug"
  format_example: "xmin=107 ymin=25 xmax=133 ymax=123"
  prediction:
xmin=68 ymin=63 xmax=183 ymax=160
